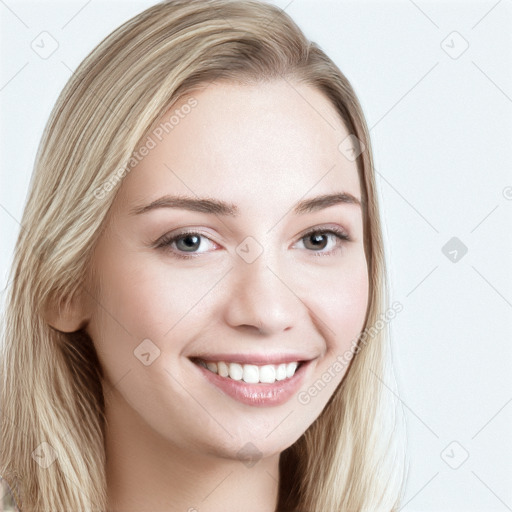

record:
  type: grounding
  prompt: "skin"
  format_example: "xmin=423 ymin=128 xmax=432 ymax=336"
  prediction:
xmin=69 ymin=80 xmax=369 ymax=511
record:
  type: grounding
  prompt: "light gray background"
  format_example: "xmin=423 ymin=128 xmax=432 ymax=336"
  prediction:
xmin=1 ymin=1 xmax=511 ymax=510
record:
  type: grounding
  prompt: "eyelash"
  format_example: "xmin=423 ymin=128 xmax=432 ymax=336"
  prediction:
xmin=155 ymin=226 xmax=350 ymax=261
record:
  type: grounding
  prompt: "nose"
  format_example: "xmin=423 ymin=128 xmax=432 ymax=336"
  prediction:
xmin=222 ymin=252 xmax=300 ymax=336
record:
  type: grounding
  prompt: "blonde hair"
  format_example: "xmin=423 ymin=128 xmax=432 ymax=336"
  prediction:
xmin=0 ymin=1 xmax=406 ymax=510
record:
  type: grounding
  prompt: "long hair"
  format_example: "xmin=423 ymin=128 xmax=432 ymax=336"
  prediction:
xmin=0 ymin=1 xmax=406 ymax=510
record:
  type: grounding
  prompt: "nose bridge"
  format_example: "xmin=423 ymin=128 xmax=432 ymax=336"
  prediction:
xmin=224 ymin=244 xmax=299 ymax=334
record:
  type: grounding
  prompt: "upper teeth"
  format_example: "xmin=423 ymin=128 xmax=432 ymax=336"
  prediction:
xmin=197 ymin=360 xmax=299 ymax=384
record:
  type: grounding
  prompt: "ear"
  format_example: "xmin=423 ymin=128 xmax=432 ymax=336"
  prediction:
xmin=44 ymin=286 xmax=94 ymax=333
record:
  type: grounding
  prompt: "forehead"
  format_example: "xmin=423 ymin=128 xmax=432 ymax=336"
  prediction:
xmin=116 ymin=80 xmax=362 ymax=213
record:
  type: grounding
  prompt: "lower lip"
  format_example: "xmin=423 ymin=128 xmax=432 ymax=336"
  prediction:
xmin=191 ymin=359 xmax=311 ymax=407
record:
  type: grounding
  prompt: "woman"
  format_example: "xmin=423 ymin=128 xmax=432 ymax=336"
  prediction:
xmin=0 ymin=1 xmax=405 ymax=510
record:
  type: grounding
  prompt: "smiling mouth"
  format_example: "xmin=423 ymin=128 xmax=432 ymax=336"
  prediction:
xmin=189 ymin=357 xmax=305 ymax=385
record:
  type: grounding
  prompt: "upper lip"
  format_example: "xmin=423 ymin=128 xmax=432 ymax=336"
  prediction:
xmin=189 ymin=353 xmax=316 ymax=365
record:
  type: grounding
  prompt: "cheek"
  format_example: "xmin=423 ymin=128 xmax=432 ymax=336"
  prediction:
xmin=306 ymin=254 xmax=369 ymax=380
xmin=86 ymin=249 xmax=178 ymax=379
xmin=87 ymin=247 xmax=227 ymax=385
xmin=311 ymin=256 xmax=369 ymax=346
xmin=92 ymin=251 xmax=200 ymax=338
xmin=291 ymin=259 xmax=369 ymax=418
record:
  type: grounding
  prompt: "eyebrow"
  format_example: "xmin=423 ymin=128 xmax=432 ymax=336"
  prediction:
xmin=129 ymin=192 xmax=361 ymax=217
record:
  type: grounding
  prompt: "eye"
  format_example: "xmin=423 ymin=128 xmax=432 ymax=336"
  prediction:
xmin=155 ymin=230 xmax=218 ymax=260
xmin=155 ymin=225 xmax=351 ymax=260
xmin=295 ymin=226 xmax=350 ymax=257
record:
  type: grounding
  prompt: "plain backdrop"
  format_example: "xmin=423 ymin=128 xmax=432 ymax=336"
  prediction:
xmin=1 ymin=1 xmax=511 ymax=510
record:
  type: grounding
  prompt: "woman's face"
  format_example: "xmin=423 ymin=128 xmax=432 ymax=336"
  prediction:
xmin=86 ymin=80 xmax=369 ymax=461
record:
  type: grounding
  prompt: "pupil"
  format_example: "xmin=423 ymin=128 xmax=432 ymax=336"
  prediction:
xmin=179 ymin=234 xmax=200 ymax=251
xmin=308 ymin=233 xmax=326 ymax=249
